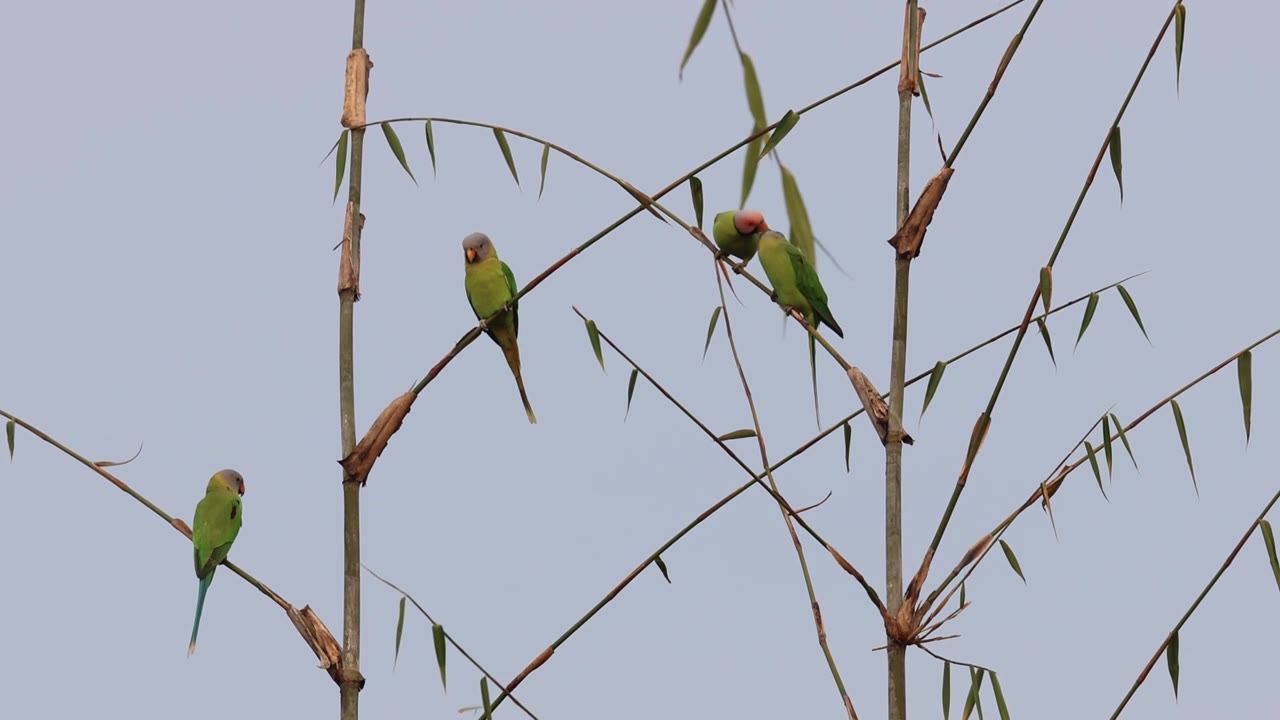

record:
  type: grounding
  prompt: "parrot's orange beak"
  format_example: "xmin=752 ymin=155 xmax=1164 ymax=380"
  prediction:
xmin=465 ymin=249 xmax=477 ymax=263
xmin=758 ymin=219 xmax=770 ymax=231
xmin=238 ymin=483 xmax=245 ymax=496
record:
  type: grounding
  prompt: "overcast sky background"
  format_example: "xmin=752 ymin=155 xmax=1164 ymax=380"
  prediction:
xmin=2 ymin=1 xmax=1277 ymax=718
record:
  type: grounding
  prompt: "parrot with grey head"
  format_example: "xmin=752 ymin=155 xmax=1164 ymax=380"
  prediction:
xmin=463 ymin=232 xmax=537 ymax=424
xmin=188 ymin=468 xmax=245 ymax=656
xmin=757 ymin=229 xmax=844 ymax=426
xmin=712 ymin=209 xmax=768 ymax=264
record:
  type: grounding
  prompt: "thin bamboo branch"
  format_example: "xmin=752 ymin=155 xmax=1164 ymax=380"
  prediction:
xmin=360 ymin=565 xmax=540 ymax=720
xmin=912 ymin=3 xmax=1183 ymax=611
xmin=1110 ymin=482 xmax=1280 ymax=718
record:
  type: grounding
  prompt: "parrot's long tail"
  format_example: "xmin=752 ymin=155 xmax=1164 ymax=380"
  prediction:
xmin=188 ymin=575 xmax=211 ymax=657
xmin=502 ymin=342 xmax=537 ymax=424
xmin=809 ymin=333 xmax=821 ymax=429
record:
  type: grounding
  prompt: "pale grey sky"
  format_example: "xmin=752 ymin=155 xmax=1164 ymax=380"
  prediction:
xmin=2 ymin=1 xmax=1277 ymax=719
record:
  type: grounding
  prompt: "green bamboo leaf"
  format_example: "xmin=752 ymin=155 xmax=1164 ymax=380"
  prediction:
xmin=1038 ymin=266 xmax=1053 ymax=314
xmin=432 ymin=622 xmax=447 ymax=690
xmin=1075 ymin=292 xmax=1100 ymax=349
xmin=538 ymin=143 xmax=550 ymax=200
xmin=654 ymin=554 xmax=672 ymax=583
xmin=1166 ymin=630 xmax=1180 ymax=697
xmin=1084 ymin=441 xmax=1108 ymax=500
xmin=333 ymin=130 xmax=349 ymax=202
xmin=480 ymin=676 xmax=493 ymax=719
xmin=960 ymin=582 xmax=966 ymax=607
xmin=943 ymin=661 xmax=952 ymax=720
xmin=1110 ymin=413 xmax=1139 ymax=470
xmin=717 ymin=428 xmax=757 ymax=441
xmin=702 ymin=306 xmax=722 ymax=360
xmin=1109 ymin=125 xmax=1124 ymax=201
xmin=1171 ymin=399 xmax=1197 ymax=493
xmin=990 ymin=672 xmax=1011 ymax=720
xmin=381 ymin=122 xmax=416 ymax=184
xmin=1174 ymin=3 xmax=1187 ymax=93
xmin=678 ymin=0 xmax=717 ymax=79
xmin=584 ymin=319 xmax=605 ymax=372
xmin=758 ymin=110 xmax=800 ymax=159
xmin=998 ymin=539 xmax=1026 ymax=583
xmin=1102 ymin=415 xmax=1115 ymax=478
xmin=689 ymin=176 xmax=705 ymax=229
xmin=1260 ymin=520 xmax=1280 ymax=593
xmin=1238 ymin=350 xmax=1253 ymax=444
xmin=625 ymin=368 xmax=639 ymax=420
xmin=424 ymin=121 xmax=437 ymax=176
xmin=918 ymin=70 xmax=935 ymax=123
xmin=493 ymin=129 xmax=520 ymax=186
xmin=740 ymin=129 xmax=764 ymax=208
xmin=921 ymin=360 xmax=947 ymax=418
xmin=779 ymin=163 xmax=816 ymax=265
xmin=963 ymin=668 xmax=986 ymax=720
xmin=842 ymin=422 xmax=852 ymax=473
xmin=393 ymin=596 xmax=406 ymax=670
xmin=1116 ymin=284 xmax=1150 ymax=342
xmin=739 ymin=52 xmax=767 ymax=128
xmin=5 ymin=419 xmax=14 ymax=461
xmin=1035 ymin=318 xmax=1057 ymax=368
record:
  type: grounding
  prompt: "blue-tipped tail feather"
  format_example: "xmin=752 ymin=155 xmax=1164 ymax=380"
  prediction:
xmin=188 ymin=575 xmax=211 ymax=656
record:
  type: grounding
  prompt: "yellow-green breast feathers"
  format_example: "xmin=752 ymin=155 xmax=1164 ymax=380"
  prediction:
xmin=462 ymin=232 xmax=537 ymax=423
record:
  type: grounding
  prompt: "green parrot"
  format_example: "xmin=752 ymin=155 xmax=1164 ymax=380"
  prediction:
xmin=188 ymin=468 xmax=245 ymax=656
xmin=463 ymin=232 xmax=537 ymax=424
xmin=712 ymin=208 xmax=769 ymax=263
xmin=758 ymin=229 xmax=844 ymax=425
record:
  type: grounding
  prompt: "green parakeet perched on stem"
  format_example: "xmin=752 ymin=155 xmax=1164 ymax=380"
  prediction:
xmin=712 ymin=209 xmax=769 ymax=263
xmin=463 ymin=232 xmax=537 ymax=424
xmin=188 ymin=469 xmax=245 ymax=656
xmin=758 ymin=229 xmax=844 ymax=425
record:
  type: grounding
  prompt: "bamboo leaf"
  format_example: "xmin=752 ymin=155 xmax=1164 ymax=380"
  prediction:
xmin=1238 ymin=350 xmax=1253 ymax=444
xmin=943 ymin=661 xmax=952 ymax=720
xmin=480 ymin=676 xmax=493 ymax=719
xmin=740 ymin=130 xmax=764 ymax=208
xmin=1038 ymin=266 xmax=1053 ymax=314
xmin=1166 ymin=631 xmax=1180 ymax=697
xmin=921 ymin=361 xmax=947 ymax=418
xmin=654 ymin=554 xmax=672 ymax=583
xmin=1102 ymin=415 xmax=1115 ymax=478
xmin=963 ymin=668 xmax=986 ymax=720
xmin=1084 ymin=441 xmax=1108 ymax=500
xmin=1109 ymin=125 xmax=1124 ymax=201
xmin=678 ymin=0 xmax=717 ymax=79
xmin=998 ymin=539 xmax=1026 ymax=583
xmin=625 ymin=368 xmax=639 ymax=420
xmin=5 ymin=419 xmax=14 ymax=461
xmin=1116 ymin=284 xmax=1150 ymax=342
xmin=584 ymin=319 xmax=605 ymax=372
xmin=333 ymin=130 xmax=349 ymax=202
xmin=918 ymin=70 xmax=935 ymax=123
xmin=739 ymin=52 xmax=767 ymax=128
xmin=702 ymin=306 xmax=722 ymax=360
xmin=424 ymin=121 xmax=437 ymax=176
xmin=1075 ymin=292 xmax=1100 ymax=349
xmin=393 ymin=596 xmax=406 ymax=670
xmin=779 ymin=163 xmax=816 ymax=266
xmin=960 ymin=582 xmax=966 ymax=607
xmin=964 ymin=413 xmax=992 ymax=472
xmin=690 ymin=176 xmax=705 ymax=229
xmin=1171 ymin=399 xmax=1197 ymax=493
xmin=1174 ymin=2 xmax=1187 ymax=93
xmin=717 ymin=429 xmax=757 ymax=441
xmin=432 ymin=622 xmax=447 ymax=690
xmin=381 ymin=122 xmax=416 ymax=184
xmin=842 ymin=422 xmax=852 ymax=473
xmin=1035 ymin=318 xmax=1057 ymax=368
xmin=1260 ymin=520 xmax=1280 ymax=593
xmin=990 ymin=672 xmax=1011 ymax=720
xmin=758 ymin=110 xmax=800 ymax=159
xmin=493 ymin=129 xmax=520 ymax=186
xmin=1110 ymin=413 xmax=1139 ymax=470
xmin=538 ymin=143 xmax=550 ymax=200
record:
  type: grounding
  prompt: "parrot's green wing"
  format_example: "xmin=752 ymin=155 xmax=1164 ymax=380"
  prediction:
xmin=501 ymin=260 xmax=519 ymax=338
xmin=785 ymin=243 xmax=844 ymax=338
xmin=193 ymin=491 xmax=243 ymax=579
